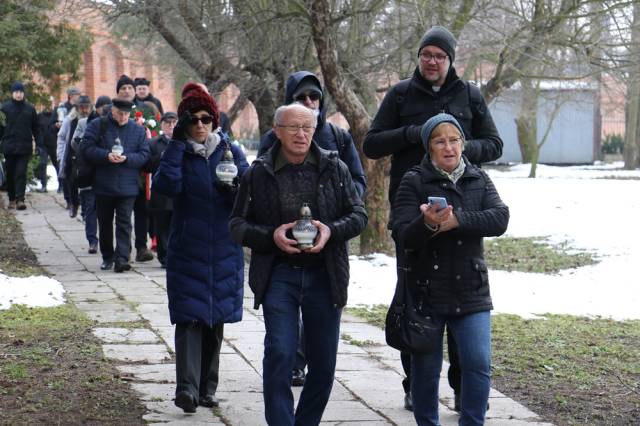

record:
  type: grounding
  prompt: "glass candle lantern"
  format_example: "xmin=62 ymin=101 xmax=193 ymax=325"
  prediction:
xmin=216 ymin=148 xmax=238 ymax=184
xmin=292 ymin=203 xmax=318 ymax=250
xmin=111 ymin=137 xmax=124 ymax=155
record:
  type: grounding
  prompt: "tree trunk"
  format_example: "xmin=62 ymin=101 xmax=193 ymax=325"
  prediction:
xmin=624 ymin=3 xmax=640 ymax=169
xmin=515 ymin=79 xmax=538 ymax=177
xmin=309 ymin=0 xmax=391 ymax=254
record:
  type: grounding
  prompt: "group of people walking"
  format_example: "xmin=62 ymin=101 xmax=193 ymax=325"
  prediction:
xmin=1 ymin=25 xmax=510 ymax=426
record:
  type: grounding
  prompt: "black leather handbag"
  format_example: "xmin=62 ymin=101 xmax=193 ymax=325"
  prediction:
xmin=385 ymin=272 xmax=442 ymax=354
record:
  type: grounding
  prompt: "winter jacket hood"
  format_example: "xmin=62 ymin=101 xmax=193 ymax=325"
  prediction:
xmin=285 ymin=71 xmax=326 ymax=128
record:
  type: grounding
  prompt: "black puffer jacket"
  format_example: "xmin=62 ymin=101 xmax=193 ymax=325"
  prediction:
xmin=392 ymin=156 xmax=509 ymax=316
xmin=230 ymin=141 xmax=367 ymax=309
xmin=0 ymin=99 xmax=39 ymax=156
xmin=363 ymin=67 xmax=503 ymax=209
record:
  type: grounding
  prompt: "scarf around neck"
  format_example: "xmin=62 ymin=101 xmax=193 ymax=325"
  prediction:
xmin=187 ymin=131 xmax=221 ymax=159
xmin=432 ymin=158 xmax=466 ymax=183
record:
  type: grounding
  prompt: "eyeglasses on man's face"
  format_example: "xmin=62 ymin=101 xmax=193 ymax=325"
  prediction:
xmin=431 ymin=137 xmax=463 ymax=149
xmin=294 ymin=92 xmax=321 ymax=103
xmin=419 ymin=53 xmax=448 ymax=64
xmin=276 ymin=124 xmax=316 ymax=134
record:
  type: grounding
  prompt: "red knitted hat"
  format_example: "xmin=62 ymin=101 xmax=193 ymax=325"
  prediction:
xmin=177 ymin=82 xmax=219 ymax=128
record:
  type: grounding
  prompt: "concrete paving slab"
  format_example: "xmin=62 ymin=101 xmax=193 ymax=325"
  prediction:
xmin=117 ymin=363 xmax=175 ymax=383
xmin=103 ymin=344 xmax=171 ymax=363
xmin=66 ymin=291 xmax=120 ymax=302
xmin=320 ymin=400 xmax=385 ymax=422
xmin=217 ymin=370 xmax=262 ymax=393
xmin=83 ymin=308 xmax=141 ymax=323
xmin=94 ymin=328 xmax=160 ymax=343
xmin=142 ymin=401 xmax=224 ymax=424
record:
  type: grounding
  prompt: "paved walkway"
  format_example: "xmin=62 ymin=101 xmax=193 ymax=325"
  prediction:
xmin=14 ymin=191 xmax=552 ymax=425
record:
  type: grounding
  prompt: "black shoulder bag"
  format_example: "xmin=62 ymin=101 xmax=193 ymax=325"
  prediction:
xmin=385 ymin=267 xmax=442 ymax=354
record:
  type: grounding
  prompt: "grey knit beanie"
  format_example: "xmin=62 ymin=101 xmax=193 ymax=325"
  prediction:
xmin=420 ymin=113 xmax=465 ymax=153
xmin=418 ymin=26 xmax=457 ymax=63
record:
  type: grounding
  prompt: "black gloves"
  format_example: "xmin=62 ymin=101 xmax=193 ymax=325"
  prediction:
xmin=172 ymin=113 xmax=191 ymax=142
xmin=404 ymin=125 xmax=422 ymax=145
xmin=214 ymin=176 xmax=240 ymax=198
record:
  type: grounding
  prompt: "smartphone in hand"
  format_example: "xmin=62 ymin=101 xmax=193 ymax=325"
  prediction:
xmin=427 ymin=196 xmax=448 ymax=212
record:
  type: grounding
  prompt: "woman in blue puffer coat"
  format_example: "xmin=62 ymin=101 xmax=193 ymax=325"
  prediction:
xmin=153 ymin=82 xmax=249 ymax=413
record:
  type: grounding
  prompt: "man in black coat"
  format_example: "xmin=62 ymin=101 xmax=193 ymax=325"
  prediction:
xmin=35 ymin=100 xmax=59 ymax=192
xmin=81 ymin=98 xmax=150 ymax=273
xmin=134 ymin=77 xmax=164 ymax=114
xmin=115 ymin=74 xmax=155 ymax=262
xmin=146 ymin=112 xmax=177 ymax=267
xmin=259 ymin=70 xmax=368 ymax=387
xmin=1 ymin=82 xmax=39 ymax=210
xmin=363 ymin=26 xmax=504 ymax=411
xmin=230 ymin=104 xmax=367 ymax=425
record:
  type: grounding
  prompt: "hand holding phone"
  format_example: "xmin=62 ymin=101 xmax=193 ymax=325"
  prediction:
xmin=427 ymin=196 xmax=448 ymax=212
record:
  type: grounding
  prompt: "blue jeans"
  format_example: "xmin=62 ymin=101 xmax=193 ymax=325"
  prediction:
xmin=80 ymin=188 xmax=98 ymax=245
xmin=262 ymin=263 xmax=342 ymax=426
xmin=411 ymin=311 xmax=491 ymax=426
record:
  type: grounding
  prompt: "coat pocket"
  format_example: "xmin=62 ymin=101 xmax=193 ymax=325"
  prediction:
xmin=471 ymin=257 xmax=490 ymax=294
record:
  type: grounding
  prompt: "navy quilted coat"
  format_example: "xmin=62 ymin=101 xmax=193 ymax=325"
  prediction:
xmin=153 ymin=134 xmax=249 ymax=327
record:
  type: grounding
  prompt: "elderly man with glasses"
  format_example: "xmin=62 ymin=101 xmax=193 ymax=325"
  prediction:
xmin=230 ymin=103 xmax=367 ymax=425
xmin=363 ymin=25 xmax=504 ymax=412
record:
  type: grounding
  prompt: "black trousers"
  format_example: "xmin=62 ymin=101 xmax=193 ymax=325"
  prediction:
xmin=5 ymin=154 xmax=31 ymax=202
xmin=393 ymin=233 xmax=461 ymax=395
xmin=64 ymin=158 xmax=79 ymax=208
xmin=96 ymin=195 xmax=135 ymax=264
xmin=35 ymin=143 xmax=58 ymax=186
xmin=134 ymin=190 xmax=149 ymax=249
xmin=151 ymin=209 xmax=172 ymax=264
xmin=175 ymin=322 xmax=224 ymax=399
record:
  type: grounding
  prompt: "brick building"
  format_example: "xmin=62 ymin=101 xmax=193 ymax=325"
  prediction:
xmin=53 ymin=3 xmax=177 ymax=113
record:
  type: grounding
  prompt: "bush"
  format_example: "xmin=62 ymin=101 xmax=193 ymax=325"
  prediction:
xmin=601 ymin=133 xmax=624 ymax=155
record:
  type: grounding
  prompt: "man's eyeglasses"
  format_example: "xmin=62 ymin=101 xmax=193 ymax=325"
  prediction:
xmin=189 ymin=115 xmax=214 ymax=125
xmin=419 ymin=53 xmax=448 ymax=64
xmin=276 ymin=124 xmax=316 ymax=134
xmin=431 ymin=137 xmax=463 ymax=149
xmin=294 ymin=92 xmax=321 ymax=103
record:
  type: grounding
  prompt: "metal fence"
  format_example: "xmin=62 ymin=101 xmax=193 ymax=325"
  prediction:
xmin=602 ymin=118 xmax=624 ymax=138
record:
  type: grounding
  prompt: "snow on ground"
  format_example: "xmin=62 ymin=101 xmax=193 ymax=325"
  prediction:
xmin=0 ymin=272 xmax=65 ymax=310
xmin=348 ymin=162 xmax=640 ymax=321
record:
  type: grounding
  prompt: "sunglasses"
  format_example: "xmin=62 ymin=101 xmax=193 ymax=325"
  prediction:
xmin=189 ymin=115 xmax=214 ymax=125
xmin=294 ymin=92 xmax=321 ymax=102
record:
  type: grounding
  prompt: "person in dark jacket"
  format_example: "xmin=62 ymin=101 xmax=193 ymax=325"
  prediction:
xmin=80 ymin=98 xmax=150 ymax=272
xmin=134 ymin=77 xmax=164 ymax=114
xmin=392 ymin=113 xmax=508 ymax=425
xmin=146 ymin=112 xmax=178 ymax=267
xmin=153 ymin=83 xmax=249 ymax=413
xmin=72 ymin=98 xmax=102 ymax=254
xmin=35 ymin=99 xmax=59 ymax=192
xmin=259 ymin=71 xmax=367 ymax=386
xmin=49 ymin=87 xmax=80 ymax=202
xmin=114 ymin=74 xmax=155 ymax=262
xmin=1 ymin=81 xmax=39 ymax=210
xmin=259 ymin=71 xmax=366 ymax=198
xmin=363 ymin=26 xmax=504 ymax=410
xmin=230 ymin=104 xmax=367 ymax=425
xmin=57 ymin=95 xmax=94 ymax=218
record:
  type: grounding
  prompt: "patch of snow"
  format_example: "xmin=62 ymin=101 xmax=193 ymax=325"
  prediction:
xmin=0 ymin=273 xmax=66 ymax=310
